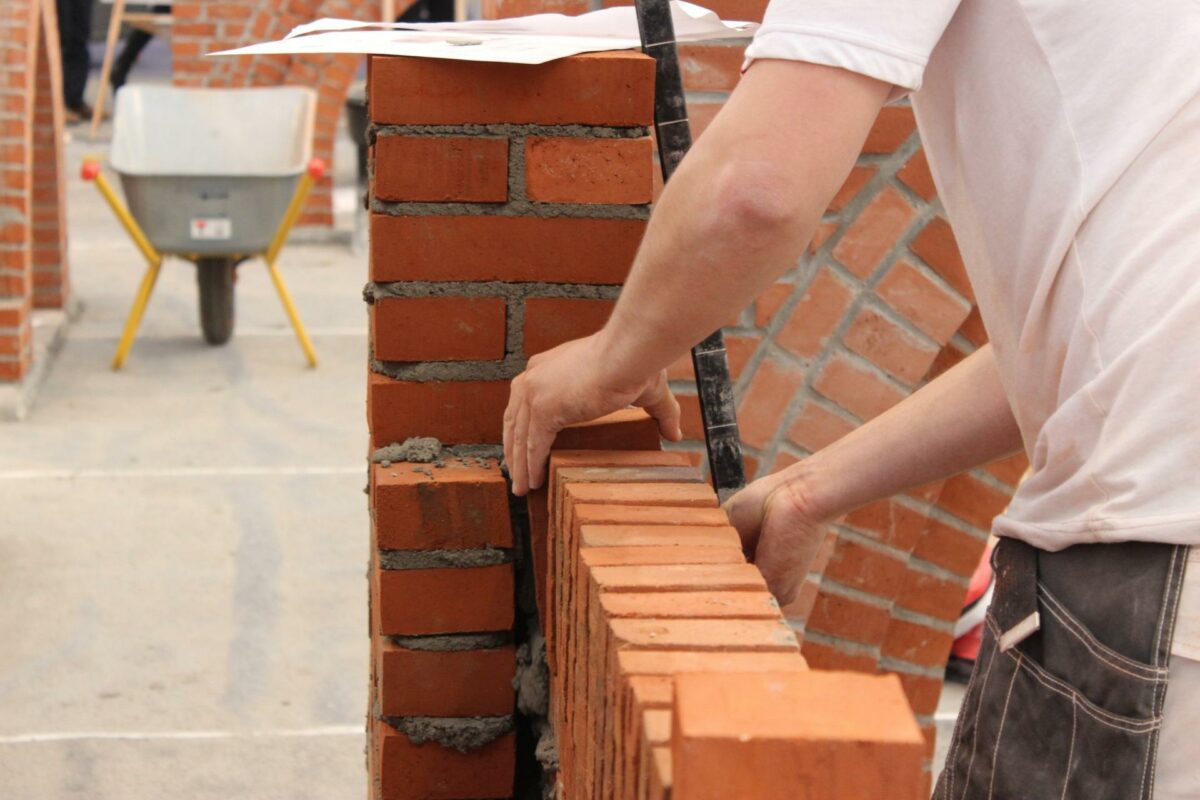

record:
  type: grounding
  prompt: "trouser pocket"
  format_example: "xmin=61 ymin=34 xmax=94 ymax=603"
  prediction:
xmin=936 ymin=540 xmax=1176 ymax=800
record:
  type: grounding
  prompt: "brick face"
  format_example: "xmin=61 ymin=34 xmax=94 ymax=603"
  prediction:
xmin=373 ymin=135 xmax=509 ymax=203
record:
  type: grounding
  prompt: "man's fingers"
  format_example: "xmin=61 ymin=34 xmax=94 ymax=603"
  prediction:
xmin=637 ymin=373 xmax=683 ymax=442
xmin=502 ymin=381 xmax=521 ymax=482
xmin=511 ymin=401 xmax=531 ymax=496
xmin=525 ymin=415 xmax=558 ymax=492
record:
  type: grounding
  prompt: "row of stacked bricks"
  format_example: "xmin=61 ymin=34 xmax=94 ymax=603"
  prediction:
xmin=364 ymin=48 xmax=664 ymax=799
xmin=0 ymin=0 xmax=69 ymax=381
xmin=538 ymin=435 xmax=926 ymax=799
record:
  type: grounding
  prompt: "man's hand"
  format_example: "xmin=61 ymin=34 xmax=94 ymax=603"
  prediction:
xmin=723 ymin=467 xmax=831 ymax=605
xmin=503 ymin=334 xmax=683 ymax=496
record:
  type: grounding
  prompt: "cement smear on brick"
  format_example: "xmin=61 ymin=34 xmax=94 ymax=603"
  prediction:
xmin=385 ymin=714 xmax=515 ymax=753
xmin=372 ymin=436 xmax=443 ymax=463
xmin=388 ymin=631 xmax=510 ymax=651
xmin=378 ymin=547 xmax=512 ymax=570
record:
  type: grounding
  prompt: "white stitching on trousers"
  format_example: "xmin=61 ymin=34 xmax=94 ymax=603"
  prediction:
xmin=986 ymin=652 xmax=1022 ymax=800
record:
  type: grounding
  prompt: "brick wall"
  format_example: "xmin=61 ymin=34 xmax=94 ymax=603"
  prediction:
xmin=0 ymin=0 xmax=69 ymax=382
xmin=364 ymin=51 xmax=663 ymax=798
xmin=171 ymin=0 xmax=415 ymax=226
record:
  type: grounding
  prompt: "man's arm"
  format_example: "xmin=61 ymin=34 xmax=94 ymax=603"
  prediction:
xmin=503 ymin=59 xmax=892 ymax=494
xmin=725 ymin=344 xmax=1022 ymax=601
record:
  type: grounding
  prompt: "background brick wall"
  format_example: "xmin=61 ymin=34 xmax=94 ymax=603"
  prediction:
xmin=171 ymin=0 xmax=415 ymax=226
xmin=0 ymin=0 xmax=69 ymax=382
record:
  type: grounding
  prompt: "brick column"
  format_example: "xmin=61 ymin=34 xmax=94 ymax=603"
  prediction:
xmin=1 ymin=0 xmax=68 ymax=382
xmin=364 ymin=51 xmax=656 ymax=799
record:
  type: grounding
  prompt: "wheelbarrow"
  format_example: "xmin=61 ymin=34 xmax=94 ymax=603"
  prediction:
xmin=82 ymin=85 xmax=322 ymax=370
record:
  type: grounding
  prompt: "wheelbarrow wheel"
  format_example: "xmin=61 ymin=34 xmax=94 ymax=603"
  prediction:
xmin=197 ymin=257 xmax=236 ymax=346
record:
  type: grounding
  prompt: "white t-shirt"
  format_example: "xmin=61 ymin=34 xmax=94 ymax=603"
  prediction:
xmin=746 ymin=0 xmax=1200 ymax=552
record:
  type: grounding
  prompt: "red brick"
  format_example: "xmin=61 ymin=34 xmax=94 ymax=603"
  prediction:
xmin=522 ymin=297 xmax=615 ymax=355
xmin=375 ymin=564 xmax=513 ymax=635
xmin=753 ymin=281 xmax=793 ymax=328
xmin=909 ymin=216 xmax=972 ymax=300
xmin=957 ymin=305 xmax=988 ymax=346
xmin=672 ymin=671 xmax=924 ymax=800
xmin=806 ymin=591 xmax=892 ymax=646
xmin=550 ymin=408 xmax=663 ymax=451
xmin=524 ymin=137 xmax=652 ymax=204
xmin=786 ymin=401 xmax=856 ymax=452
xmin=893 ymin=670 xmax=943 ymax=716
xmin=938 ymin=471 xmax=1011 ymax=531
xmin=800 ymin=639 xmax=878 ymax=672
xmin=882 ymin=618 xmax=954 ymax=667
xmin=370 ymin=214 xmax=644 ymax=284
xmin=371 ymin=461 xmax=512 ymax=550
xmin=843 ymin=499 xmax=928 ymax=552
xmin=875 ymin=259 xmax=971 ymax=345
xmin=897 ymin=147 xmax=937 ymax=200
xmin=822 ymin=539 xmax=909 ymax=601
xmin=862 ymin=106 xmax=916 ymax=154
xmin=843 ymin=307 xmax=939 ymax=386
xmin=368 ymin=372 xmax=510 ymax=446
xmin=376 ymin=641 xmax=515 ymax=717
xmin=369 ymin=52 xmax=654 ymax=126
xmin=775 ymin=268 xmax=853 ymax=358
xmin=736 ymin=356 xmax=805 ymax=450
xmin=832 ymin=186 xmax=917 ymax=278
xmin=374 ymin=136 xmax=508 ymax=202
xmin=678 ymin=43 xmax=745 ymax=92
xmin=896 ymin=570 xmax=969 ymax=623
xmin=911 ymin=519 xmax=989 ymax=577
xmin=686 ymin=101 xmax=724 ymax=142
xmin=371 ymin=296 xmax=506 ymax=362
xmin=828 ymin=165 xmax=876 ymax=213
xmin=375 ymin=719 xmax=515 ymax=799
xmin=482 ymin=0 xmax=588 ymax=17
xmin=985 ymin=451 xmax=1029 ymax=487
xmin=813 ymin=355 xmax=907 ymax=422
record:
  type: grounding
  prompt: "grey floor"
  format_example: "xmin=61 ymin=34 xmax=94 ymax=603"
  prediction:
xmin=0 ymin=47 xmax=372 ymax=798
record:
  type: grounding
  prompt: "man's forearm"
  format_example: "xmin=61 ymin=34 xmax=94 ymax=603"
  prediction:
xmin=592 ymin=60 xmax=891 ymax=391
xmin=790 ymin=344 xmax=1023 ymax=521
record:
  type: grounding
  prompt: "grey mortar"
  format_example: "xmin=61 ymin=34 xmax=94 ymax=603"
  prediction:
xmin=370 ymin=122 xmax=650 ymax=140
xmin=384 ymin=715 xmax=515 ymax=753
xmin=513 ymin=629 xmax=550 ymax=718
xmin=378 ymin=547 xmax=513 ymax=570
xmin=371 ymin=436 xmax=443 ymax=463
xmin=365 ymin=282 xmax=623 ymax=381
xmin=388 ymin=631 xmax=511 ymax=651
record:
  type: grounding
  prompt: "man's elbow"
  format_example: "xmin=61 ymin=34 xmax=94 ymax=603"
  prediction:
xmin=707 ymin=159 xmax=809 ymax=239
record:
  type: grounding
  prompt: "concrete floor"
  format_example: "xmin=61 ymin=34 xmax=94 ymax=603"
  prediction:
xmin=0 ymin=49 xmax=372 ymax=798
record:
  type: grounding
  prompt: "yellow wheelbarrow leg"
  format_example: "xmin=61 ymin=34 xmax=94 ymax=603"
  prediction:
xmin=112 ymin=260 xmax=162 ymax=370
xmin=262 ymin=158 xmax=326 ymax=368
xmin=82 ymin=159 xmax=165 ymax=370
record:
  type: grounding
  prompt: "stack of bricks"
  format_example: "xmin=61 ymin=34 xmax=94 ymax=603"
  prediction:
xmin=363 ymin=50 xmax=658 ymax=799
xmin=171 ymin=0 xmax=412 ymax=226
xmin=538 ymin=442 xmax=926 ymax=799
xmin=0 ymin=0 xmax=69 ymax=382
xmin=367 ymin=455 xmax=518 ymax=799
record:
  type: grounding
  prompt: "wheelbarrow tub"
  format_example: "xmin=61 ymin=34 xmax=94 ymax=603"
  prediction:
xmin=110 ymin=85 xmax=316 ymax=256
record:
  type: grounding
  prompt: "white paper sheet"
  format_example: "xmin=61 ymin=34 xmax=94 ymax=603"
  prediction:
xmin=212 ymin=1 xmax=756 ymax=65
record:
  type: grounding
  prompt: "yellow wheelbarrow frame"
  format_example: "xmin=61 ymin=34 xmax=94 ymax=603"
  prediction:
xmin=82 ymin=157 xmax=323 ymax=371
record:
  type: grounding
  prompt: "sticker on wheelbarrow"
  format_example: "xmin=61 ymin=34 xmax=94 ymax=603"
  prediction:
xmin=190 ymin=217 xmax=232 ymax=240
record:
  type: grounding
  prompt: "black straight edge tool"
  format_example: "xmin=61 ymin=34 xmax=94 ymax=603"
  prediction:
xmin=633 ymin=0 xmax=747 ymax=501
